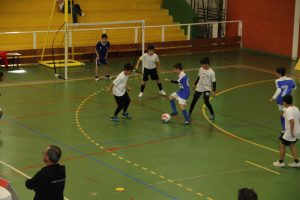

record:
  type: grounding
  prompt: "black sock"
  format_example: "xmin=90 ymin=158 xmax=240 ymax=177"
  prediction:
xmin=141 ymin=84 xmax=145 ymax=92
xmin=157 ymin=83 xmax=163 ymax=91
xmin=279 ymin=159 xmax=284 ymax=163
xmin=294 ymin=159 xmax=299 ymax=163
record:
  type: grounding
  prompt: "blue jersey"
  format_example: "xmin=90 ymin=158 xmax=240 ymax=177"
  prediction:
xmin=273 ymin=76 xmax=296 ymax=104
xmin=177 ymin=72 xmax=190 ymax=100
xmin=96 ymin=41 xmax=110 ymax=58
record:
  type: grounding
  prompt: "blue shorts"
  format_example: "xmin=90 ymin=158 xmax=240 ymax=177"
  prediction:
xmin=96 ymin=59 xmax=108 ymax=66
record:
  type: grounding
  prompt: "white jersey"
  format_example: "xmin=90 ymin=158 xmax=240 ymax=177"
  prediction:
xmin=112 ymin=71 xmax=128 ymax=96
xmin=283 ymin=106 xmax=300 ymax=141
xmin=139 ymin=53 xmax=159 ymax=69
xmin=196 ymin=67 xmax=216 ymax=92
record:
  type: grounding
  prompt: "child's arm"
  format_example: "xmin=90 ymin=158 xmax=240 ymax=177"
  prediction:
xmin=135 ymin=59 xmax=141 ymax=71
xmin=105 ymin=83 xmax=115 ymax=93
xmin=126 ymin=84 xmax=131 ymax=91
xmin=156 ymin=61 xmax=161 ymax=73
xmin=95 ymin=48 xmax=100 ymax=60
xmin=269 ymin=81 xmax=281 ymax=102
xmin=164 ymin=78 xmax=179 ymax=84
xmin=290 ymin=119 xmax=295 ymax=137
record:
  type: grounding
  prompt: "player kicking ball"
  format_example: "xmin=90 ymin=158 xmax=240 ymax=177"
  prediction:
xmin=273 ymin=95 xmax=300 ymax=168
xmin=189 ymin=57 xmax=216 ymax=120
xmin=106 ymin=63 xmax=133 ymax=122
xmin=269 ymin=67 xmax=296 ymax=134
xmin=135 ymin=44 xmax=166 ymax=97
xmin=95 ymin=33 xmax=110 ymax=81
xmin=165 ymin=63 xmax=190 ymax=125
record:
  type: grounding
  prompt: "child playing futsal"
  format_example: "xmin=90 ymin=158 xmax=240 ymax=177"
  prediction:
xmin=165 ymin=63 xmax=190 ymax=125
xmin=273 ymin=95 xmax=300 ymax=168
xmin=106 ymin=63 xmax=133 ymax=122
xmin=135 ymin=44 xmax=166 ymax=97
xmin=269 ymin=67 xmax=296 ymax=133
xmin=95 ymin=34 xmax=110 ymax=81
xmin=189 ymin=57 xmax=216 ymax=120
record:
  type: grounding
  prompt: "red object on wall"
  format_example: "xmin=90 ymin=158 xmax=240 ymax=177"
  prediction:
xmin=227 ymin=0 xmax=295 ymax=57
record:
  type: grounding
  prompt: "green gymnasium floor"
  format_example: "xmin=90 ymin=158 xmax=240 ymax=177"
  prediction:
xmin=0 ymin=50 xmax=299 ymax=200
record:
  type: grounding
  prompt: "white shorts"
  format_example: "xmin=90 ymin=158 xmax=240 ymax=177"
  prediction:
xmin=278 ymin=104 xmax=284 ymax=111
xmin=170 ymin=92 xmax=187 ymax=105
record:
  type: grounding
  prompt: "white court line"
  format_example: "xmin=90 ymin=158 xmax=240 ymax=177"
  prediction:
xmin=0 ymin=160 xmax=70 ymax=200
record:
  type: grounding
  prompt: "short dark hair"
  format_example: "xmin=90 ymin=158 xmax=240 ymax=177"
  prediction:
xmin=147 ymin=44 xmax=155 ymax=50
xmin=101 ymin=33 xmax=108 ymax=39
xmin=200 ymin=57 xmax=210 ymax=65
xmin=47 ymin=145 xmax=62 ymax=163
xmin=173 ymin=63 xmax=183 ymax=70
xmin=124 ymin=63 xmax=133 ymax=71
xmin=283 ymin=94 xmax=293 ymax=105
xmin=276 ymin=67 xmax=286 ymax=76
xmin=238 ymin=188 xmax=257 ymax=200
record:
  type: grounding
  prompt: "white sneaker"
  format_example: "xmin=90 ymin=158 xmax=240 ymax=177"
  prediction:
xmin=81 ymin=13 xmax=85 ymax=17
xmin=159 ymin=90 xmax=167 ymax=96
xmin=138 ymin=92 xmax=143 ymax=98
xmin=273 ymin=161 xmax=285 ymax=167
xmin=288 ymin=162 xmax=300 ymax=168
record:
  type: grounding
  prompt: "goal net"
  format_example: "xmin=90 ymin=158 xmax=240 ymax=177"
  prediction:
xmin=42 ymin=20 xmax=145 ymax=79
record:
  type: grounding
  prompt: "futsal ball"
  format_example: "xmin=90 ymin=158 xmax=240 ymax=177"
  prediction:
xmin=161 ymin=113 xmax=171 ymax=123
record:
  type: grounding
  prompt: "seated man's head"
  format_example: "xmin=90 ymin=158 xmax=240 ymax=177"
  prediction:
xmin=238 ymin=188 xmax=257 ymax=200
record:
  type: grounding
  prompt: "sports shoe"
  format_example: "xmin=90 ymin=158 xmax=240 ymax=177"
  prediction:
xmin=170 ymin=112 xmax=179 ymax=116
xmin=273 ymin=160 xmax=285 ymax=167
xmin=121 ymin=113 xmax=132 ymax=119
xmin=159 ymin=90 xmax=167 ymax=96
xmin=105 ymin=74 xmax=111 ymax=79
xmin=210 ymin=114 xmax=215 ymax=121
xmin=95 ymin=76 xmax=99 ymax=81
xmin=138 ymin=92 xmax=143 ymax=98
xmin=182 ymin=120 xmax=191 ymax=125
xmin=110 ymin=115 xmax=119 ymax=122
xmin=288 ymin=162 xmax=300 ymax=168
xmin=81 ymin=13 xmax=85 ymax=17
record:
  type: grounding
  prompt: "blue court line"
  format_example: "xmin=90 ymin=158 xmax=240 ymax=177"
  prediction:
xmin=5 ymin=117 xmax=180 ymax=200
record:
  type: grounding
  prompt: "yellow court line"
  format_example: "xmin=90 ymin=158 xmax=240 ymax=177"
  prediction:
xmin=202 ymin=79 xmax=293 ymax=158
xmin=245 ymin=161 xmax=280 ymax=175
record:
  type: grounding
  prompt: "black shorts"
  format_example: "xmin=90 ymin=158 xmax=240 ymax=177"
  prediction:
xmin=143 ymin=68 xmax=159 ymax=81
xmin=96 ymin=59 xmax=108 ymax=66
xmin=279 ymin=135 xmax=298 ymax=146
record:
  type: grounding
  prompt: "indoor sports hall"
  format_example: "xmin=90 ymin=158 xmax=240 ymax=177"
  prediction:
xmin=0 ymin=0 xmax=299 ymax=200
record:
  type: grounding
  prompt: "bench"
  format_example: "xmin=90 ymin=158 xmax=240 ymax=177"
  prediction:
xmin=7 ymin=53 xmax=21 ymax=68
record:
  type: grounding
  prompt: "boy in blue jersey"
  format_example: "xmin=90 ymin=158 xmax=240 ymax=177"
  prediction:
xmin=269 ymin=67 xmax=296 ymax=133
xmin=165 ymin=63 xmax=190 ymax=125
xmin=95 ymin=34 xmax=110 ymax=81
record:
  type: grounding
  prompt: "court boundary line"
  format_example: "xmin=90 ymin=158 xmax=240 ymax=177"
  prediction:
xmin=245 ymin=161 xmax=280 ymax=175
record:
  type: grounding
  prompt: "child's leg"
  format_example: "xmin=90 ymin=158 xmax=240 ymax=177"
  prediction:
xmin=280 ymin=112 xmax=285 ymax=131
xmin=203 ymin=91 xmax=214 ymax=115
xmin=189 ymin=91 xmax=201 ymax=115
xmin=180 ymin=104 xmax=190 ymax=122
xmin=140 ymin=81 xmax=146 ymax=92
xmin=279 ymin=142 xmax=286 ymax=162
xmin=156 ymin=80 xmax=163 ymax=91
xmin=104 ymin=64 xmax=110 ymax=77
xmin=169 ymin=93 xmax=178 ymax=114
xmin=113 ymin=96 xmax=124 ymax=116
xmin=95 ymin=60 xmax=99 ymax=78
xmin=122 ymin=92 xmax=130 ymax=113
xmin=289 ymin=143 xmax=299 ymax=162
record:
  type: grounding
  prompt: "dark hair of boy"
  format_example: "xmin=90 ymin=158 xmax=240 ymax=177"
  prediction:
xmin=238 ymin=188 xmax=258 ymax=200
xmin=101 ymin=33 xmax=108 ymax=39
xmin=283 ymin=94 xmax=293 ymax=105
xmin=276 ymin=67 xmax=286 ymax=76
xmin=47 ymin=145 xmax=62 ymax=163
xmin=200 ymin=57 xmax=210 ymax=65
xmin=147 ymin=44 xmax=155 ymax=50
xmin=173 ymin=63 xmax=183 ymax=70
xmin=124 ymin=63 xmax=134 ymax=71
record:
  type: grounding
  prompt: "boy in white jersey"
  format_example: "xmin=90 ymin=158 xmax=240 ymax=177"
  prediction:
xmin=106 ymin=63 xmax=133 ymax=122
xmin=273 ymin=95 xmax=300 ymax=168
xmin=135 ymin=45 xmax=166 ymax=97
xmin=269 ymin=67 xmax=296 ymax=133
xmin=189 ymin=57 xmax=216 ymax=120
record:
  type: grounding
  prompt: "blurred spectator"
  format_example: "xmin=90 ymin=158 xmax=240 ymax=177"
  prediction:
xmin=25 ymin=145 xmax=66 ymax=200
xmin=57 ymin=0 xmax=85 ymax=23
xmin=0 ymin=51 xmax=9 ymax=68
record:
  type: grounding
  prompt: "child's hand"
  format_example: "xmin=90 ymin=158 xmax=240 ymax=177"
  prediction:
xmin=127 ymin=87 xmax=131 ymax=91
xmin=212 ymin=91 xmax=216 ymax=97
xmin=105 ymin=87 xmax=111 ymax=93
xmin=269 ymin=97 xmax=274 ymax=103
